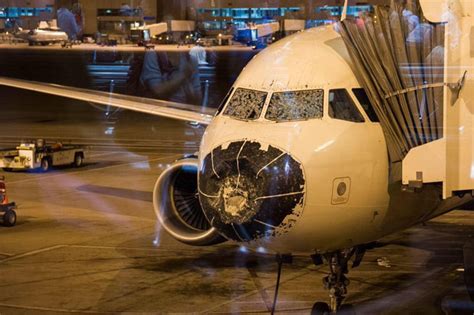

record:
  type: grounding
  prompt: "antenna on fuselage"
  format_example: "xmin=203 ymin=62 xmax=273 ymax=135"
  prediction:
xmin=341 ymin=0 xmax=349 ymax=21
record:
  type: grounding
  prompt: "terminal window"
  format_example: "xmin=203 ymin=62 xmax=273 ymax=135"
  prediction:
xmin=20 ymin=8 xmax=34 ymax=17
xmin=316 ymin=5 xmax=373 ymax=17
xmin=0 ymin=7 xmax=52 ymax=18
xmin=6 ymin=8 xmax=19 ymax=18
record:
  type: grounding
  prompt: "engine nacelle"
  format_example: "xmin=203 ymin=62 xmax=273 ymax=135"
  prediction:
xmin=153 ymin=158 xmax=226 ymax=246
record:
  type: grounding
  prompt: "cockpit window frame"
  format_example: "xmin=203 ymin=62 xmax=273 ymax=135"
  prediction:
xmin=221 ymin=87 xmax=269 ymax=122
xmin=328 ymin=88 xmax=366 ymax=124
xmin=215 ymin=87 xmax=234 ymax=116
xmin=264 ymin=88 xmax=325 ymax=123
xmin=221 ymin=87 xmax=371 ymax=124
xmin=351 ymin=88 xmax=380 ymax=123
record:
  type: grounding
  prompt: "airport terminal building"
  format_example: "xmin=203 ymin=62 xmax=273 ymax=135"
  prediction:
xmin=0 ymin=0 xmax=387 ymax=39
xmin=0 ymin=0 xmax=54 ymax=30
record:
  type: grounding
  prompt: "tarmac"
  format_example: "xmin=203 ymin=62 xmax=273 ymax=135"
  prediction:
xmin=0 ymin=87 xmax=473 ymax=314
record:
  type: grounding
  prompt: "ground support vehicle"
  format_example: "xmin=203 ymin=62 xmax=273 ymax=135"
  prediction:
xmin=0 ymin=140 xmax=87 ymax=172
xmin=0 ymin=176 xmax=16 ymax=227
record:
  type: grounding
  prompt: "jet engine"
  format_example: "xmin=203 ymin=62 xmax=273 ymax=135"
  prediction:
xmin=153 ymin=158 xmax=226 ymax=246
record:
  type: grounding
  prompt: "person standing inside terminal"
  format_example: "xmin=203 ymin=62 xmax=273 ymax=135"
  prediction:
xmin=57 ymin=0 xmax=79 ymax=41
xmin=138 ymin=50 xmax=202 ymax=105
xmin=120 ymin=3 xmax=132 ymax=16
xmin=72 ymin=3 xmax=84 ymax=39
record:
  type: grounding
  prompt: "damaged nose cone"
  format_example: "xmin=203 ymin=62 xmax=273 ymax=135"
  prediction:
xmin=199 ymin=140 xmax=306 ymax=242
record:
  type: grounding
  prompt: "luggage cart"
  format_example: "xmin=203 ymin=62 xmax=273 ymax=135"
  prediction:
xmin=0 ymin=176 xmax=16 ymax=227
xmin=0 ymin=202 xmax=17 ymax=227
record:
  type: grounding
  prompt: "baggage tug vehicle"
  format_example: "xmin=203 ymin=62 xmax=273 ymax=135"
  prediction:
xmin=0 ymin=140 xmax=87 ymax=172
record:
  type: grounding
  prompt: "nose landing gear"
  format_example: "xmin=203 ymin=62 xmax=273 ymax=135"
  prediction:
xmin=311 ymin=247 xmax=366 ymax=315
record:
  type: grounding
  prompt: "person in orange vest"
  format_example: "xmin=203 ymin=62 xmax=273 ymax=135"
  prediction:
xmin=0 ymin=176 xmax=8 ymax=205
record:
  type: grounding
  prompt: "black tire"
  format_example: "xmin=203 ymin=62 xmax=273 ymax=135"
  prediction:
xmin=40 ymin=158 xmax=50 ymax=172
xmin=3 ymin=210 xmax=16 ymax=227
xmin=339 ymin=304 xmax=356 ymax=315
xmin=311 ymin=302 xmax=330 ymax=315
xmin=73 ymin=154 xmax=83 ymax=168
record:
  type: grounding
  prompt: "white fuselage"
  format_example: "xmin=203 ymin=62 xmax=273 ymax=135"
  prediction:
xmin=197 ymin=26 xmax=467 ymax=255
xmin=201 ymin=110 xmax=389 ymax=254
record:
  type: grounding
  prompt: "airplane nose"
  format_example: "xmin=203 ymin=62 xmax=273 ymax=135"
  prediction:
xmin=199 ymin=140 xmax=306 ymax=242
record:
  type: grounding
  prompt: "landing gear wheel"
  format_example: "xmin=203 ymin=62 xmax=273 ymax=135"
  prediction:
xmin=311 ymin=302 xmax=330 ymax=315
xmin=311 ymin=248 xmax=365 ymax=314
xmin=74 ymin=154 xmax=83 ymax=167
xmin=3 ymin=210 xmax=16 ymax=227
xmin=324 ymin=252 xmax=351 ymax=312
xmin=40 ymin=158 xmax=50 ymax=172
xmin=339 ymin=304 xmax=356 ymax=315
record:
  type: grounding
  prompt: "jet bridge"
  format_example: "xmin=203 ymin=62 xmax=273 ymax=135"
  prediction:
xmin=338 ymin=0 xmax=474 ymax=199
xmin=144 ymin=23 xmax=168 ymax=38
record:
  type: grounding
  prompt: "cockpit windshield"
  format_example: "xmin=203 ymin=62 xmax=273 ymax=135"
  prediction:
xmin=265 ymin=89 xmax=324 ymax=122
xmin=223 ymin=88 xmax=267 ymax=121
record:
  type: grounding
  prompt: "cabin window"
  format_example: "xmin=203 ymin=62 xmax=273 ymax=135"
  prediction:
xmin=352 ymin=88 xmax=379 ymax=122
xmin=223 ymin=88 xmax=267 ymax=120
xmin=328 ymin=89 xmax=365 ymax=123
xmin=265 ymin=89 xmax=324 ymax=122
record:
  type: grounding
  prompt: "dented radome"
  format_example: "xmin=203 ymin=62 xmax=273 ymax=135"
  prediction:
xmin=199 ymin=140 xmax=306 ymax=242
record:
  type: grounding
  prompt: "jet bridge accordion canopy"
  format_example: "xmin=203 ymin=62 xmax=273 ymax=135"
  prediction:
xmin=337 ymin=0 xmax=445 ymax=163
xmin=339 ymin=0 xmax=474 ymax=199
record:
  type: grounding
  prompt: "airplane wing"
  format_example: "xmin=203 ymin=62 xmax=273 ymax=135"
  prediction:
xmin=0 ymin=77 xmax=215 ymax=125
